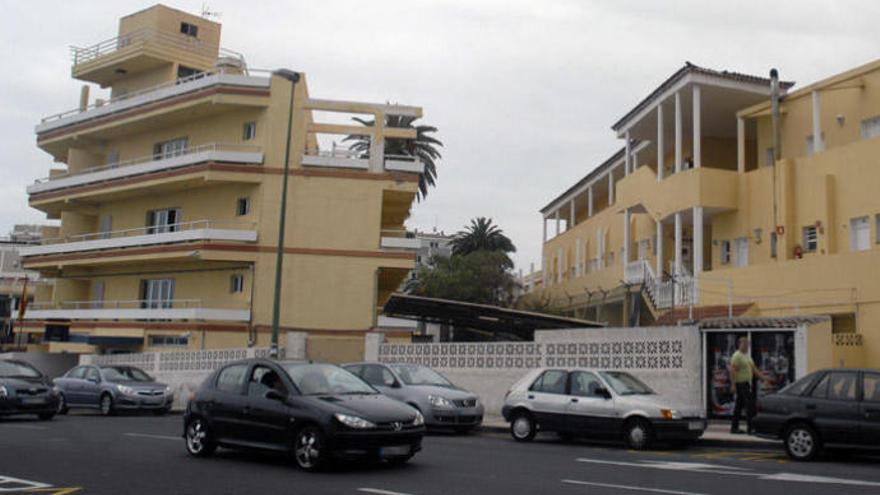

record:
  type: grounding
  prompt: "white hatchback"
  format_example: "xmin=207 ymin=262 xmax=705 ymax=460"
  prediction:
xmin=501 ymin=367 xmax=706 ymax=449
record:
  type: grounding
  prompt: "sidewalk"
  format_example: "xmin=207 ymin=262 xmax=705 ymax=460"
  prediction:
xmin=477 ymin=417 xmax=777 ymax=449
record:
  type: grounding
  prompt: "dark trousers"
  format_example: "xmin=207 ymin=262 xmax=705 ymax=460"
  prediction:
xmin=731 ymin=381 xmax=755 ymax=431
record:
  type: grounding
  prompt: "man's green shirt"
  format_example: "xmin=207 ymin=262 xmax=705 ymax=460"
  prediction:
xmin=731 ymin=350 xmax=754 ymax=384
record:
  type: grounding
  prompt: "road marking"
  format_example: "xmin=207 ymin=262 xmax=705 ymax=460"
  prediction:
xmin=357 ymin=489 xmax=416 ymax=495
xmin=562 ymin=479 xmax=708 ymax=495
xmin=124 ymin=433 xmax=180 ymax=441
xmin=576 ymin=458 xmax=880 ymax=487
xmin=0 ymin=424 xmax=47 ymax=430
xmin=0 ymin=475 xmax=52 ymax=491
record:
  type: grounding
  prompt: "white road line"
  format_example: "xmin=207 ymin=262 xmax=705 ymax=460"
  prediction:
xmin=562 ymin=479 xmax=709 ymax=495
xmin=0 ymin=424 xmax=47 ymax=430
xmin=760 ymin=472 xmax=880 ymax=487
xmin=124 ymin=433 xmax=180 ymax=441
xmin=0 ymin=475 xmax=52 ymax=492
xmin=357 ymin=488 xmax=416 ymax=495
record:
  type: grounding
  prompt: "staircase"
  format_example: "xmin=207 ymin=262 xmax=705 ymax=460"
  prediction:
xmin=625 ymin=260 xmax=696 ymax=311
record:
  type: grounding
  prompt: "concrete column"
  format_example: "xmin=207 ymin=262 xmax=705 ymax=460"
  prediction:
xmin=674 ymin=212 xmax=683 ymax=275
xmin=693 ymin=207 xmax=703 ymax=275
xmin=737 ymin=117 xmax=745 ymax=174
xmin=657 ymin=104 xmax=665 ymax=181
xmin=569 ymin=199 xmax=576 ymax=230
xmin=693 ymin=85 xmax=701 ymax=169
xmin=674 ymin=91 xmax=682 ymax=173
xmin=542 ymin=217 xmax=547 ymax=243
xmin=812 ymin=90 xmax=824 ymax=153
xmin=624 ymin=131 xmax=632 ymax=176
xmin=556 ymin=248 xmax=563 ymax=283
xmin=575 ymin=238 xmax=582 ymax=277
xmin=364 ymin=332 xmax=384 ymax=361
xmin=608 ymin=171 xmax=614 ymax=206
xmin=623 ymin=208 xmax=631 ymax=265
xmin=656 ymin=219 xmax=664 ymax=275
xmin=542 ymin=256 xmax=547 ymax=287
xmin=555 ymin=210 xmax=560 ymax=236
xmin=587 ymin=186 xmax=593 ymax=217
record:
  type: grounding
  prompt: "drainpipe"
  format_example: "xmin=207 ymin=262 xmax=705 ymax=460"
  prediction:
xmin=770 ymin=69 xmax=781 ymax=240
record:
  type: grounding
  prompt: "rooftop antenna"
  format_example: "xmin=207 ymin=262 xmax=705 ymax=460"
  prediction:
xmin=201 ymin=3 xmax=222 ymax=20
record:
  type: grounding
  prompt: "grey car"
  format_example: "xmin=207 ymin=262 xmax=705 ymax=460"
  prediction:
xmin=54 ymin=364 xmax=173 ymax=416
xmin=502 ymin=367 xmax=706 ymax=449
xmin=344 ymin=362 xmax=484 ymax=432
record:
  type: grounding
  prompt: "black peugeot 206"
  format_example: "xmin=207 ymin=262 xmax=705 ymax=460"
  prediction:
xmin=183 ymin=359 xmax=425 ymax=471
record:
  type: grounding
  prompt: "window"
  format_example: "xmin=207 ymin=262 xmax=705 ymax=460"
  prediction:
xmin=734 ymin=237 xmax=748 ymax=267
xmin=720 ymin=240 xmax=731 ymax=265
xmin=66 ymin=367 xmax=86 ymax=379
xmin=638 ymin=239 xmax=650 ymax=261
xmin=146 ymin=208 xmax=181 ymax=234
xmin=770 ymin=232 xmax=778 ymax=259
xmin=153 ymin=137 xmax=188 ymax=160
xmin=809 ymin=372 xmax=830 ymax=398
xmin=248 ymin=365 xmax=286 ymax=397
xmin=802 ymin=226 xmax=818 ymax=252
xmin=529 ymin=370 xmax=567 ymax=395
xmin=84 ymin=367 xmax=100 ymax=383
xmin=216 ymin=364 xmax=248 ymax=394
xmin=141 ymin=279 xmax=174 ymax=309
xmin=361 ymin=365 xmax=396 ymax=387
xmin=230 ymin=274 xmax=244 ymax=294
xmin=98 ymin=214 xmax=112 ymax=240
xmin=242 ymin=121 xmax=257 ymax=141
xmin=860 ymin=115 xmax=880 ymax=140
xmin=779 ymin=372 xmax=820 ymax=397
xmin=236 ymin=197 xmax=250 ymax=216
xmin=827 ymin=372 xmax=858 ymax=401
xmin=180 ymin=22 xmax=199 ymax=37
xmin=91 ymin=280 xmax=105 ymax=309
xmin=569 ymin=371 xmax=604 ymax=398
xmin=864 ymin=373 xmax=880 ymax=402
xmin=177 ymin=65 xmax=201 ymax=80
xmin=106 ymin=150 xmax=119 ymax=166
xmin=850 ymin=216 xmax=870 ymax=252
xmin=148 ymin=335 xmax=189 ymax=347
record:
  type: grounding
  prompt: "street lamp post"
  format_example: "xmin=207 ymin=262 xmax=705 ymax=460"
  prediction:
xmin=270 ymin=69 xmax=300 ymax=358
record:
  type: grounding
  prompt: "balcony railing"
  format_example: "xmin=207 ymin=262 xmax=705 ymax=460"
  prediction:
xmin=71 ymin=28 xmax=217 ymax=66
xmin=37 ymin=68 xmax=272 ymax=134
xmin=384 ymin=154 xmax=425 ymax=173
xmin=301 ymin=147 xmax=424 ymax=174
xmin=28 ymin=143 xmax=263 ymax=194
xmin=380 ymin=229 xmax=421 ymax=250
xmin=19 ymin=220 xmax=257 ymax=258
xmin=25 ymin=299 xmax=250 ymax=322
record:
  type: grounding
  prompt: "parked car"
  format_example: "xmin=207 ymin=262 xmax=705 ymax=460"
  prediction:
xmin=344 ymin=362 xmax=484 ymax=432
xmin=752 ymin=368 xmax=880 ymax=461
xmin=0 ymin=359 xmax=60 ymax=421
xmin=183 ymin=359 xmax=425 ymax=471
xmin=54 ymin=364 xmax=173 ymax=416
xmin=502 ymin=367 xmax=706 ymax=449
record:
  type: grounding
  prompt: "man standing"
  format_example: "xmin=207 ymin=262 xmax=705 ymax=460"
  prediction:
xmin=729 ymin=336 xmax=767 ymax=434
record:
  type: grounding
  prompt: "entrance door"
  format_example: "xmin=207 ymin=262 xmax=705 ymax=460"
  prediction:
xmin=705 ymin=332 xmax=746 ymax=418
xmin=751 ymin=332 xmax=796 ymax=399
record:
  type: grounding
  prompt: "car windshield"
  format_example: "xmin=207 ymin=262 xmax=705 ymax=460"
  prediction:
xmin=390 ymin=364 xmax=453 ymax=387
xmin=599 ymin=371 xmax=654 ymax=395
xmin=282 ymin=363 xmax=377 ymax=396
xmin=0 ymin=361 xmax=41 ymax=379
xmin=101 ymin=366 xmax=152 ymax=382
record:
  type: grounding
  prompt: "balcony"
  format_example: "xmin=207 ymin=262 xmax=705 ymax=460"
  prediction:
xmin=380 ymin=229 xmax=421 ymax=250
xmin=18 ymin=220 xmax=257 ymax=258
xmin=28 ymin=143 xmax=263 ymax=196
xmin=70 ymin=28 xmax=221 ymax=86
xmin=24 ymin=299 xmax=250 ymax=322
xmin=301 ymin=148 xmax=425 ymax=174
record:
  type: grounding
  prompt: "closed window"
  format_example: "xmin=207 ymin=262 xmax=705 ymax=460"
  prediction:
xmin=177 ymin=66 xmax=200 ymax=79
xmin=248 ymin=365 xmax=286 ymax=397
xmin=66 ymin=366 xmax=86 ymax=379
xmin=146 ymin=208 xmax=181 ymax=234
xmin=243 ymin=121 xmax=257 ymax=141
xmin=529 ymin=370 xmax=567 ymax=395
xmin=180 ymin=22 xmax=199 ymax=37
xmin=850 ymin=216 xmax=870 ymax=252
xmin=569 ymin=371 xmax=604 ymax=398
xmin=230 ymin=274 xmax=244 ymax=294
xmin=236 ymin=197 xmax=250 ymax=216
xmin=810 ymin=373 xmax=830 ymax=398
xmin=362 ymin=365 xmax=396 ymax=387
xmin=141 ymin=279 xmax=174 ymax=309
xmin=802 ymin=226 xmax=818 ymax=252
xmin=860 ymin=115 xmax=880 ymax=140
xmin=216 ymin=364 xmax=248 ymax=394
xmin=827 ymin=372 xmax=858 ymax=401
xmin=864 ymin=373 xmax=880 ymax=402
xmin=148 ymin=335 xmax=189 ymax=347
xmin=734 ymin=237 xmax=748 ymax=267
xmin=106 ymin=150 xmax=119 ymax=166
xmin=85 ymin=367 xmax=100 ymax=382
xmin=153 ymin=137 xmax=188 ymax=160
xmin=770 ymin=232 xmax=778 ymax=259
xmin=720 ymin=240 xmax=731 ymax=265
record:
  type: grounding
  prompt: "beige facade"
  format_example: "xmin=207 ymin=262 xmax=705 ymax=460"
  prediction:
xmin=22 ymin=5 xmax=425 ymax=361
xmin=531 ymin=62 xmax=880 ymax=369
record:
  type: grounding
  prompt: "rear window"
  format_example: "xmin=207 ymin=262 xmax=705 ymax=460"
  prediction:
xmin=529 ymin=370 xmax=567 ymax=394
xmin=778 ymin=372 xmax=819 ymax=397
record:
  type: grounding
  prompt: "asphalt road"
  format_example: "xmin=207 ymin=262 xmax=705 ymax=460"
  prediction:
xmin=1 ymin=412 xmax=879 ymax=495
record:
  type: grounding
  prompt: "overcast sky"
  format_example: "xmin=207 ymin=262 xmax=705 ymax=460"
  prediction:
xmin=2 ymin=0 xmax=878 ymax=272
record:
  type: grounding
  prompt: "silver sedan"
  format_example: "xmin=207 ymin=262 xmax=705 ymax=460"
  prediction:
xmin=54 ymin=364 xmax=173 ymax=416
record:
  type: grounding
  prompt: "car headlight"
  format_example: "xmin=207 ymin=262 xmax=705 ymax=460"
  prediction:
xmin=660 ymin=408 xmax=682 ymax=420
xmin=411 ymin=410 xmax=424 ymax=426
xmin=52 ymin=385 xmax=61 ymax=395
xmin=0 ymin=385 xmax=7 ymax=398
xmin=164 ymin=386 xmax=173 ymax=395
xmin=116 ymin=384 xmax=136 ymax=396
xmin=334 ymin=413 xmax=376 ymax=429
xmin=428 ymin=395 xmax=454 ymax=408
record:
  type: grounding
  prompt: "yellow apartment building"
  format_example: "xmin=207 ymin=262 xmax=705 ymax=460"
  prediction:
xmin=532 ymin=61 xmax=880 ymax=369
xmin=20 ymin=5 xmax=427 ymax=361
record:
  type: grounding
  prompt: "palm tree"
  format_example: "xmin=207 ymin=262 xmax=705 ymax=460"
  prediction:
xmin=451 ymin=217 xmax=516 ymax=268
xmin=343 ymin=114 xmax=442 ymax=201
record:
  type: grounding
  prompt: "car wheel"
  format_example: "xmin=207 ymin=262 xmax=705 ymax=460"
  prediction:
xmin=294 ymin=425 xmax=327 ymax=472
xmin=510 ymin=411 xmax=537 ymax=442
xmin=57 ymin=393 xmax=68 ymax=415
xmin=785 ymin=423 xmax=820 ymax=461
xmin=624 ymin=418 xmax=653 ymax=450
xmin=185 ymin=418 xmax=216 ymax=457
xmin=37 ymin=412 xmax=55 ymax=421
xmin=99 ymin=393 xmax=115 ymax=416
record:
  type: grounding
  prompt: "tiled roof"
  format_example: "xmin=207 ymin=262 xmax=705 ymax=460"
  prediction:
xmin=611 ymin=62 xmax=796 ymax=132
xmin=698 ymin=315 xmax=830 ymax=329
xmin=653 ymin=303 xmax=753 ymax=326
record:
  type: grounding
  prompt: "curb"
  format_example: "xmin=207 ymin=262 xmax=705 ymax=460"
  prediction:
xmin=475 ymin=424 xmax=779 ymax=451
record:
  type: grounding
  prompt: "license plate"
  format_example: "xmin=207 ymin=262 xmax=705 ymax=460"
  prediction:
xmin=688 ymin=421 xmax=705 ymax=431
xmin=21 ymin=398 xmax=46 ymax=405
xmin=380 ymin=445 xmax=411 ymax=457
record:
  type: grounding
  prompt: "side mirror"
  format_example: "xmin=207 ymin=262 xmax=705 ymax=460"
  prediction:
xmin=88 ymin=377 xmax=100 ymax=384
xmin=388 ymin=380 xmax=402 ymax=389
xmin=265 ymin=389 xmax=286 ymax=402
xmin=596 ymin=387 xmax=612 ymax=399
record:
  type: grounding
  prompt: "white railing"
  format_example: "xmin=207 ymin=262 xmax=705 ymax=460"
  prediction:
xmin=29 ymin=299 xmax=206 ymax=310
xmin=624 ymin=260 xmax=650 ymax=284
xmin=642 ymin=263 xmax=696 ymax=310
xmin=379 ymin=229 xmax=420 ymax=250
xmin=39 ymin=220 xmax=255 ymax=246
xmin=384 ymin=154 xmax=424 ymax=173
xmin=302 ymin=146 xmax=369 ymax=170
xmin=31 ymin=143 xmax=262 ymax=186
xmin=70 ymin=28 xmax=217 ymax=66
xmin=24 ymin=299 xmax=250 ymax=322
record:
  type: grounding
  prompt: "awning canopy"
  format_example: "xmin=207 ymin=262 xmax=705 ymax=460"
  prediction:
xmin=382 ymin=293 xmax=603 ymax=340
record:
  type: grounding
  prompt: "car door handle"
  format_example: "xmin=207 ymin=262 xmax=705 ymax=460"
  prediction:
xmin=570 ymin=398 xmax=579 ymax=403
xmin=527 ymin=395 xmax=535 ymax=400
